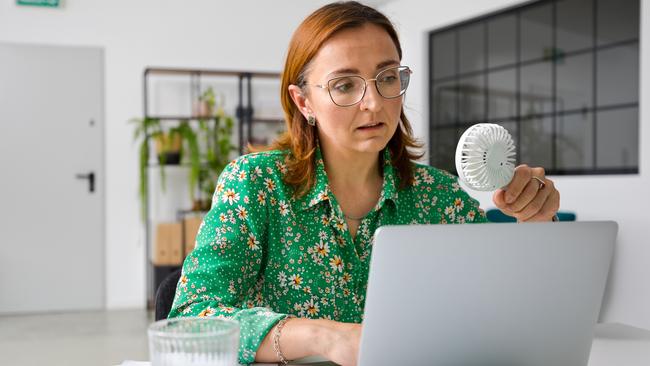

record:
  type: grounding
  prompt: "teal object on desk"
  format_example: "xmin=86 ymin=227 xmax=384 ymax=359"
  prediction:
xmin=486 ymin=208 xmax=576 ymax=222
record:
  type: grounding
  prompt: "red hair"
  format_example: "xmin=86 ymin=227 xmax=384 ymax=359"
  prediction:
xmin=257 ymin=1 xmax=423 ymax=196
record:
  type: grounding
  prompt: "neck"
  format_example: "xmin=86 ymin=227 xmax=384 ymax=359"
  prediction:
xmin=320 ymin=144 xmax=382 ymax=189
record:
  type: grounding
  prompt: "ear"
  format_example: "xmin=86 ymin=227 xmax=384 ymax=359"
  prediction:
xmin=288 ymin=84 xmax=313 ymax=119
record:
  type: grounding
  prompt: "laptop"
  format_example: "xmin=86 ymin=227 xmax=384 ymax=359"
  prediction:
xmin=358 ymin=221 xmax=617 ymax=366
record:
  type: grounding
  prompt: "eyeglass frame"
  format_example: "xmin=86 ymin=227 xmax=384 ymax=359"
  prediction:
xmin=302 ymin=65 xmax=412 ymax=107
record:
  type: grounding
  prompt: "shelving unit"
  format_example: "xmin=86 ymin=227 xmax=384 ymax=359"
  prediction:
xmin=141 ymin=67 xmax=283 ymax=307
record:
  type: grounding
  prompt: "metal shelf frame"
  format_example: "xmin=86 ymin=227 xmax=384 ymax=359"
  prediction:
xmin=141 ymin=67 xmax=282 ymax=307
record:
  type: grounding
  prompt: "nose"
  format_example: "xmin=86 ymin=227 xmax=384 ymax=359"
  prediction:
xmin=359 ymin=79 xmax=383 ymax=112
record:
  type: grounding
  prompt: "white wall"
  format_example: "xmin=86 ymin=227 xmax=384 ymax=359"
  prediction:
xmin=0 ymin=0 xmax=332 ymax=309
xmin=380 ymin=0 xmax=650 ymax=329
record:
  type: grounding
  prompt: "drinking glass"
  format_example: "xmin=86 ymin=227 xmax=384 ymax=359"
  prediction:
xmin=148 ymin=317 xmax=240 ymax=366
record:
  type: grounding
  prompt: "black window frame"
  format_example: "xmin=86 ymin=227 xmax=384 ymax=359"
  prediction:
xmin=428 ymin=0 xmax=640 ymax=176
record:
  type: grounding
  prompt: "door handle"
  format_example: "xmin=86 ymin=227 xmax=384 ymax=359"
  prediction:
xmin=75 ymin=172 xmax=95 ymax=193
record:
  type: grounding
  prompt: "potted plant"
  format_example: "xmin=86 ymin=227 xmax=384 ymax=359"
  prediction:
xmin=131 ymin=117 xmax=162 ymax=220
xmin=154 ymin=128 xmax=182 ymax=165
xmin=132 ymin=117 xmax=197 ymax=219
xmin=193 ymin=87 xmax=216 ymax=117
xmin=193 ymin=108 xmax=237 ymax=211
xmin=174 ymin=120 xmax=201 ymax=205
xmin=132 ymin=90 xmax=236 ymax=217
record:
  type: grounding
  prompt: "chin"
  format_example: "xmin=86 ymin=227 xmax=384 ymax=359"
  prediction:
xmin=353 ymin=137 xmax=391 ymax=154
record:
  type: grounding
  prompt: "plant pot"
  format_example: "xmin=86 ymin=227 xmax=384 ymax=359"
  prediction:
xmin=155 ymin=132 xmax=182 ymax=165
xmin=192 ymin=100 xmax=213 ymax=118
xmin=157 ymin=151 xmax=181 ymax=165
xmin=192 ymin=199 xmax=212 ymax=212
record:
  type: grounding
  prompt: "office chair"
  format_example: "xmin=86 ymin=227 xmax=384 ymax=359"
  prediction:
xmin=154 ymin=268 xmax=182 ymax=321
xmin=486 ymin=208 xmax=576 ymax=223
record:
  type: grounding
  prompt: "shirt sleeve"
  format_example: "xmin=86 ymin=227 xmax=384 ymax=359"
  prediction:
xmin=167 ymin=156 xmax=286 ymax=364
xmin=439 ymin=171 xmax=488 ymax=224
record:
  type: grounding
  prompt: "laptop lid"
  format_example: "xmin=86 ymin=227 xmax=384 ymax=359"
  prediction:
xmin=358 ymin=221 xmax=617 ymax=366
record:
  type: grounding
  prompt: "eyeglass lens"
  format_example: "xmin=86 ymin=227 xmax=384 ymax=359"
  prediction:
xmin=327 ymin=66 xmax=410 ymax=106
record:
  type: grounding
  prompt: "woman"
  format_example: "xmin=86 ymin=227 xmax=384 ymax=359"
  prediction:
xmin=168 ymin=2 xmax=560 ymax=365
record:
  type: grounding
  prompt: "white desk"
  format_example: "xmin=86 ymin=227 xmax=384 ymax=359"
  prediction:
xmin=267 ymin=324 xmax=650 ymax=366
xmin=121 ymin=323 xmax=650 ymax=366
xmin=588 ymin=323 xmax=650 ymax=366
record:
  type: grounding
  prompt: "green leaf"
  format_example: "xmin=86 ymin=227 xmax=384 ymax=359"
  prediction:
xmin=131 ymin=117 xmax=161 ymax=222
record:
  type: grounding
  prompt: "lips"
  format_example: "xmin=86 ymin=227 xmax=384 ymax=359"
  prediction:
xmin=357 ymin=122 xmax=384 ymax=129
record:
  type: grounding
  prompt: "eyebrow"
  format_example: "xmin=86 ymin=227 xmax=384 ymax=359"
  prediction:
xmin=326 ymin=60 xmax=400 ymax=78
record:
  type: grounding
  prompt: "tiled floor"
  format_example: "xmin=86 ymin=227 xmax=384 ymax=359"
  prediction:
xmin=0 ymin=309 xmax=152 ymax=366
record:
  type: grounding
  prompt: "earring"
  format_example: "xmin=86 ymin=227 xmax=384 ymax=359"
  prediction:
xmin=307 ymin=115 xmax=316 ymax=126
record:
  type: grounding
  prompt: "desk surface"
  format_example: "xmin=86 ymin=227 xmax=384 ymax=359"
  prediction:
xmin=259 ymin=323 xmax=650 ymax=366
xmin=121 ymin=323 xmax=650 ymax=366
xmin=587 ymin=323 xmax=650 ymax=366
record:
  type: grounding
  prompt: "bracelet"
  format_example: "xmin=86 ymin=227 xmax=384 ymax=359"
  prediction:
xmin=273 ymin=315 xmax=295 ymax=365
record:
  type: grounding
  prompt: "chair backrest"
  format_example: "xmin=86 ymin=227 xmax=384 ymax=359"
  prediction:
xmin=486 ymin=208 xmax=577 ymax=223
xmin=556 ymin=212 xmax=577 ymax=221
xmin=486 ymin=208 xmax=517 ymax=223
xmin=154 ymin=268 xmax=182 ymax=321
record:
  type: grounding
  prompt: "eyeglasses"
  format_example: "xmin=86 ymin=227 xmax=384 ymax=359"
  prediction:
xmin=305 ymin=65 xmax=412 ymax=107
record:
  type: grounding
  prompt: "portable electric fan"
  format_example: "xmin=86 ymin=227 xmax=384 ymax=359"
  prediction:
xmin=455 ymin=123 xmax=516 ymax=191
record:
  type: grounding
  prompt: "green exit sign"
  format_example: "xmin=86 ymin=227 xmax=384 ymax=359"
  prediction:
xmin=17 ymin=0 xmax=59 ymax=7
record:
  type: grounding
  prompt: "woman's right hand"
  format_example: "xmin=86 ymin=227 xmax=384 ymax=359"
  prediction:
xmin=318 ymin=321 xmax=362 ymax=366
xmin=255 ymin=318 xmax=362 ymax=365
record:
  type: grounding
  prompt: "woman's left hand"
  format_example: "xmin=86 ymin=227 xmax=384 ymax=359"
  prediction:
xmin=492 ymin=164 xmax=560 ymax=222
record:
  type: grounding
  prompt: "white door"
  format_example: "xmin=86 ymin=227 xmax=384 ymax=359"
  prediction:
xmin=0 ymin=43 xmax=104 ymax=313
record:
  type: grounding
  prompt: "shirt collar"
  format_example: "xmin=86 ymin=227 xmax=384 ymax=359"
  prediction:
xmin=293 ymin=146 xmax=399 ymax=212
xmin=293 ymin=147 xmax=331 ymax=211
xmin=379 ymin=147 xmax=399 ymax=209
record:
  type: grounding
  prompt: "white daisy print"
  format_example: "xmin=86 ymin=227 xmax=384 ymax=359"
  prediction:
xmin=314 ymin=241 xmax=330 ymax=257
xmin=257 ymin=190 xmax=266 ymax=205
xmin=329 ymin=255 xmax=343 ymax=273
xmin=264 ymin=178 xmax=276 ymax=192
xmin=236 ymin=205 xmax=248 ymax=220
xmin=288 ymin=274 xmax=303 ymax=289
xmin=247 ymin=233 xmax=260 ymax=251
xmin=238 ymin=170 xmax=247 ymax=181
xmin=277 ymin=271 xmax=287 ymax=287
xmin=198 ymin=307 xmax=216 ymax=317
xmin=303 ymin=299 xmax=320 ymax=316
xmin=454 ymin=197 xmax=464 ymax=212
xmin=278 ymin=200 xmax=289 ymax=216
xmin=251 ymin=166 xmax=262 ymax=181
xmin=222 ymin=188 xmax=240 ymax=205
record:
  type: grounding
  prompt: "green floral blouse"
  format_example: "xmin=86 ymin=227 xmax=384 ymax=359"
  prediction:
xmin=168 ymin=148 xmax=487 ymax=364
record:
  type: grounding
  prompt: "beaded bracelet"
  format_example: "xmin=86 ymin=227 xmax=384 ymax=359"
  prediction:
xmin=273 ymin=315 xmax=296 ymax=365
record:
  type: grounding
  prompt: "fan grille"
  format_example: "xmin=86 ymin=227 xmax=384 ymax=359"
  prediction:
xmin=455 ymin=123 xmax=516 ymax=191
